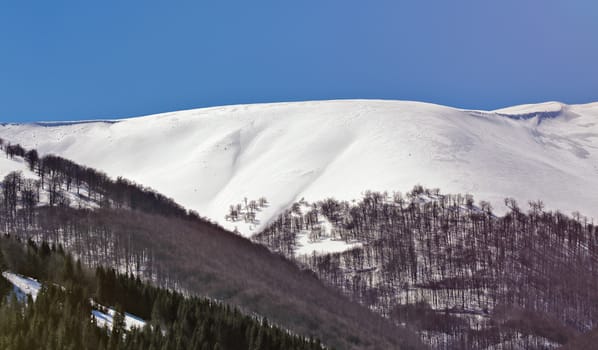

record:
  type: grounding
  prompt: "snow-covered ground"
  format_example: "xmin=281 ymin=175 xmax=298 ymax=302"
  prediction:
xmin=293 ymin=203 xmax=361 ymax=256
xmin=0 ymin=154 xmax=99 ymax=210
xmin=1 ymin=99 xmax=597 ymax=236
xmin=2 ymin=271 xmax=146 ymax=331
xmin=0 ymin=155 xmax=32 ymax=178
xmin=2 ymin=271 xmax=42 ymax=301
xmin=91 ymin=307 xmax=147 ymax=331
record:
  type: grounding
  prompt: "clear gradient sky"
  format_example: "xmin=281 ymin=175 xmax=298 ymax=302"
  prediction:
xmin=1 ymin=1 xmax=597 ymax=122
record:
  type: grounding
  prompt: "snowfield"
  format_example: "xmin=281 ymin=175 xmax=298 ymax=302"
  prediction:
xmin=1 ymin=100 xmax=597 ymax=236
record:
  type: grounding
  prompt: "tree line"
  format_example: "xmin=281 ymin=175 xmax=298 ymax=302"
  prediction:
xmin=1 ymin=140 xmax=206 ymax=223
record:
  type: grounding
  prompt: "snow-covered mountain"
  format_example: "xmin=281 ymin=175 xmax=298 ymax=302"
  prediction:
xmin=1 ymin=100 xmax=597 ymax=235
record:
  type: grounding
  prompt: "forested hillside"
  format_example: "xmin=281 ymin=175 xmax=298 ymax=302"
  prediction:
xmin=0 ymin=141 xmax=423 ymax=350
xmin=254 ymin=187 xmax=598 ymax=349
xmin=0 ymin=237 xmax=324 ymax=350
xmin=7 ymin=134 xmax=598 ymax=349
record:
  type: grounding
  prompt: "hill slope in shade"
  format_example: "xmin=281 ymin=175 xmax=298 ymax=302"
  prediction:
xmin=2 ymin=100 xmax=597 ymax=235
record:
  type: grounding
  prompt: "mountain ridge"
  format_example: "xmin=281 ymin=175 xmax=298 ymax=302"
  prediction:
xmin=2 ymin=99 xmax=597 ymax=235
xmin=7 ymin=99 xmax=598 ymax=126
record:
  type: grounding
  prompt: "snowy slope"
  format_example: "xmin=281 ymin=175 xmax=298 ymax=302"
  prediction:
xmin=2 ymin=272 xmax=42 ymax=301
xmin=1 ymin=100 xmax=597 ymax=236
xmin=0 ymin=155 xmax=34 ymax=179
xmin=0 ymin=154 xmax=99 ymax=209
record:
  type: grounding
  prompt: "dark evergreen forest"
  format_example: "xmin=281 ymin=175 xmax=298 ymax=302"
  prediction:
xmin=0 ymin=237 xmax=324 ymax=350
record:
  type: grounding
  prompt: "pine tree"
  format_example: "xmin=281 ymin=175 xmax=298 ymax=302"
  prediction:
xmin=109 ymin=306 xmax=125 ymax=350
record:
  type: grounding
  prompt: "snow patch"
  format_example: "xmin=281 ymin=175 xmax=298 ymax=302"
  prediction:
xmin=1 ymin=271 xmax=42 ymax=301
xmin=92 ymin=307 xmax=147 ymax=331
xmin=295 ymin=205 xmax=361 ymax=255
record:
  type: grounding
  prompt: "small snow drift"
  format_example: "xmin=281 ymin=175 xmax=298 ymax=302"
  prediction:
xmin=1 ymin=100 xmax=597 ymax=235
xmin=92 ymin=308 xmax=147 ymax=331
xmin=1 ymin=272 xmax=42 ymax=301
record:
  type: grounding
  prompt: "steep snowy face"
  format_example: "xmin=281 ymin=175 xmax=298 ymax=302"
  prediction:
xmin=1 ymin=100 xmax=597 ymax=235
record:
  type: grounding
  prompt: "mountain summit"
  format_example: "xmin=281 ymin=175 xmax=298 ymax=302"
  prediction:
xmin=2 ymin=100 xmax=597 ymax=235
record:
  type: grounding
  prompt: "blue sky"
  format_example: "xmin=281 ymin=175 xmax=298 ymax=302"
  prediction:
xmin=1 ymin=1 xmax=597 ymax=122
